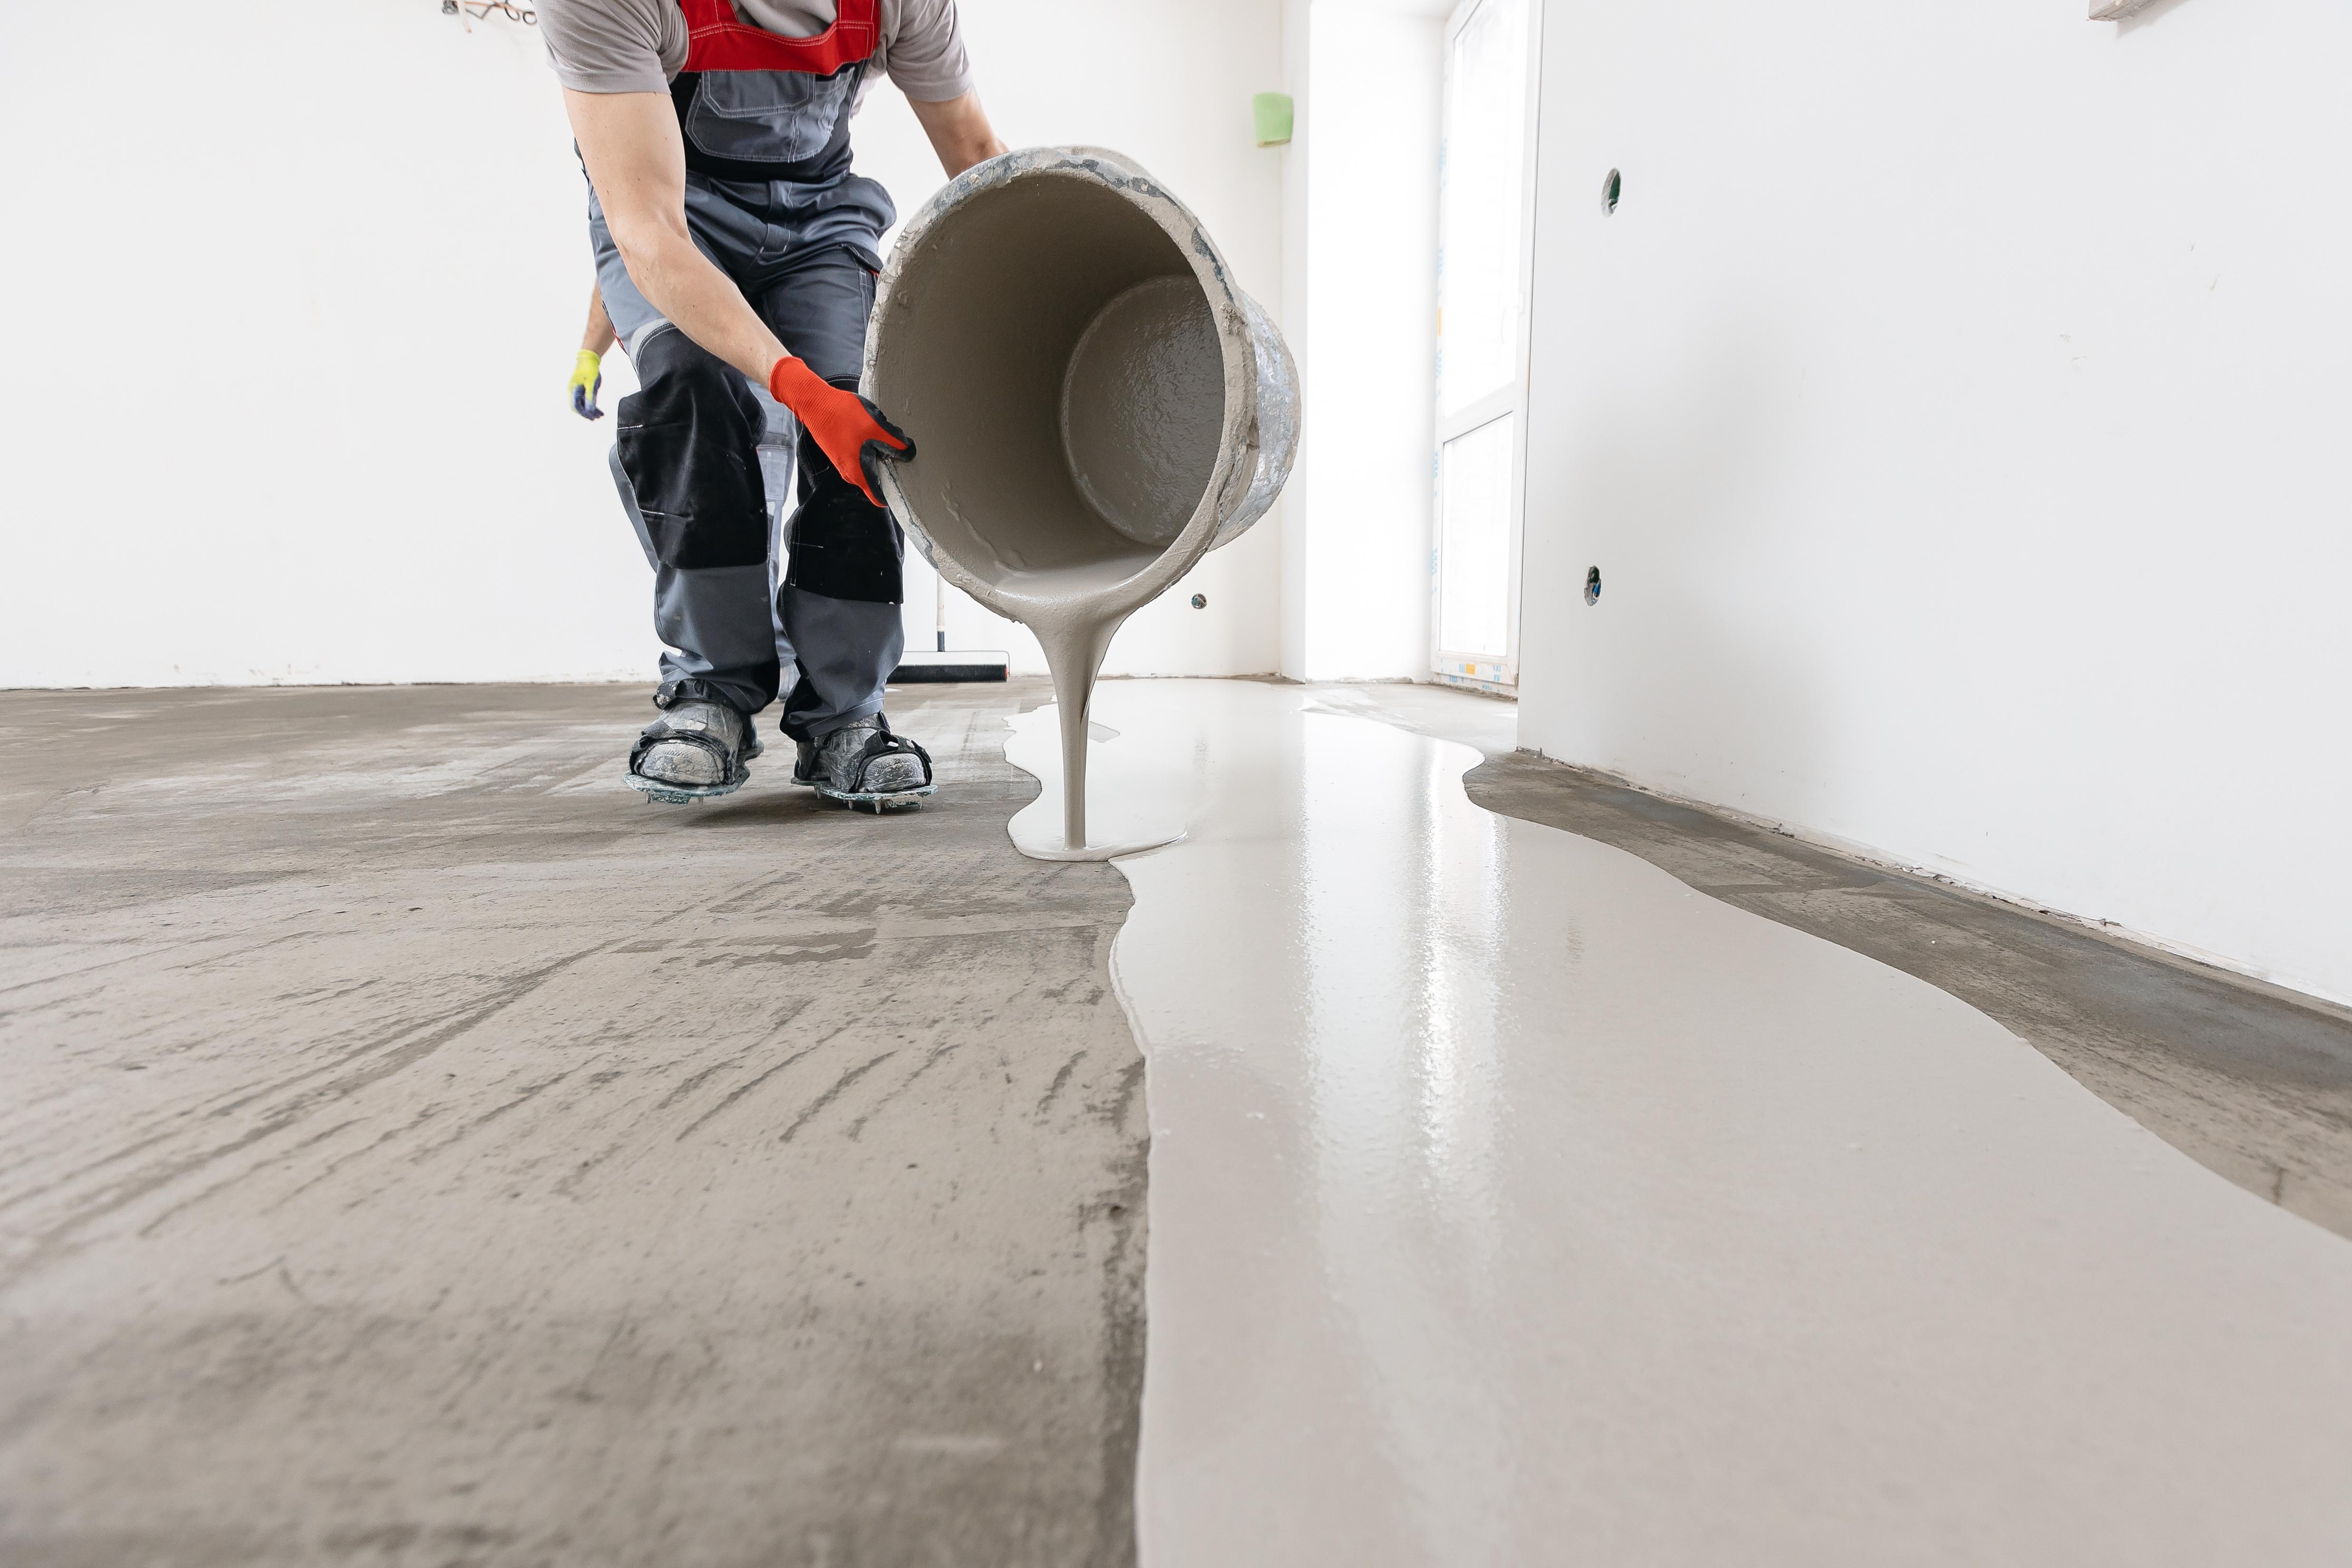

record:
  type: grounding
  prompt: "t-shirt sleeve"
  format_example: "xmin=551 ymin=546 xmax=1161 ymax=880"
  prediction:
xmin=880 ymin=0 xmax=975 ymax=103
xmin=538 ymin=0 xmax=687 ymax=94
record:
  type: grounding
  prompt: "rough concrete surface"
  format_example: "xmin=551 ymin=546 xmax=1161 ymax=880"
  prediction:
xmin=0 ymin=679 xmax=1142 ymax=1568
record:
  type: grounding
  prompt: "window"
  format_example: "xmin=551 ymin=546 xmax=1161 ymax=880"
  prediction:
xmin=1433 ymin=0 xmax=1539 ymax=689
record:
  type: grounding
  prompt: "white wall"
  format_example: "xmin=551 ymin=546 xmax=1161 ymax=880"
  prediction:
xmin=1516 ymin=0 xmax=2352 ymax=1002
xmin=1 ymin=2 xmax=634 ymax=689
xmin=0 ymin=0 xmax=1284 ymax=689
xmin=1277 ymin=0 xmax=1448 ymax=682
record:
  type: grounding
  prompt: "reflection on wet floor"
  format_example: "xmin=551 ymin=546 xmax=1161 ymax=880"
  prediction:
xmin=1064 ymin=680 xmax=2352 ymax=1567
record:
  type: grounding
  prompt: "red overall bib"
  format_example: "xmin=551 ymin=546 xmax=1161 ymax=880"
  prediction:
xmin=668 ymin=0 xmax=882 ymax=183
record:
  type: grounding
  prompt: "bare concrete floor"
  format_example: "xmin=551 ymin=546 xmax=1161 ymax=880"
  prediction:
xmin=5 ymin=678 xmax=2350 ymax=1565
xmin=0 ymin=679 xmax=1141 ymax=1567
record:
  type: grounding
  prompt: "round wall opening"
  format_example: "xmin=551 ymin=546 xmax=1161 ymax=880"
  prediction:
xmin=1601 ymin=169 xmax=1622 ymax=215
xmin=1190 ymin=593 xmax=1207 ymax=609
xmin=1585 ymin=566 xmax=1603 ymax=604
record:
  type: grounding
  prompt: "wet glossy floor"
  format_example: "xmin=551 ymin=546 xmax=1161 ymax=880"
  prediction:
xmin=1026 ymin=682 xmax=2352 ymax=1567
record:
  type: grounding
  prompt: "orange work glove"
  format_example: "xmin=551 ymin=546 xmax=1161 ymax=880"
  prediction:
xmin=767 ymin=356 xmax=915 ymax=508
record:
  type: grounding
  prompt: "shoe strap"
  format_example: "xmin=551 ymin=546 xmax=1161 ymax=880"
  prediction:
xmin=852 ymin=727 xmax=933 ymax=788
xmin=629 ymin=710 xmax=749 ymax=777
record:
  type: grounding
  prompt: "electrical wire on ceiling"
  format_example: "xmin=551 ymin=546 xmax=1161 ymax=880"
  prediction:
xmin=441 ymin=0 xmax=536 ymax=25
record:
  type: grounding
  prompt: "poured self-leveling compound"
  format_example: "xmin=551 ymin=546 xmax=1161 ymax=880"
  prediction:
xmin=1002 ymin=703 xmax=1198 ymax=862
xmin=866 ymin=148 xmax=1295 ymax=859
xmin=1023 ymin=680 xmax=2352 ymax=1567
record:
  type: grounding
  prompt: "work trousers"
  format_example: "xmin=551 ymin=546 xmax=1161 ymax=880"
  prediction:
xmin=592 ymin=174 xmax=904 ymax=739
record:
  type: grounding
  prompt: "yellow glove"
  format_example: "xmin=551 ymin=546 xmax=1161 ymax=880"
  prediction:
xmin=569 ymin=349 xmax=606 ymax=421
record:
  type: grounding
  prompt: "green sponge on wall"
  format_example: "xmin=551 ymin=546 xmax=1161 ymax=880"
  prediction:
xmin=1253 ymin=92 xmax=1294 ymax=148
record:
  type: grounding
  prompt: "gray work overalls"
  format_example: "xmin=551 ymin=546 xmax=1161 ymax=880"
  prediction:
xmin=594 ymin=0 xmax=906 ymax=739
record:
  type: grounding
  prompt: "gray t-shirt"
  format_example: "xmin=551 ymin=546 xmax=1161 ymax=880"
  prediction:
xmin=540 ymin=0 xmax=973 ymax=103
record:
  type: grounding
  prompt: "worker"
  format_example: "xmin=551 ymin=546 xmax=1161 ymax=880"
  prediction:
xmin=538 ymin=0 xmax=1007 ymax=809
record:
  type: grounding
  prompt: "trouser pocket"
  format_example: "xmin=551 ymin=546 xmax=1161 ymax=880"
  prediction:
xmin=614 ymin=330 xmax=769 ymax=570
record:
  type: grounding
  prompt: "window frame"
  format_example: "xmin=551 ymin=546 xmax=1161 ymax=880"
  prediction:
xmin=1431 ymin=0 xmax=1544 ymax=693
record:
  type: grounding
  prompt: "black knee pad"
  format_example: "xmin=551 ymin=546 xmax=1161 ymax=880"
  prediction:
xmin=782 ymin=385 xmax=904 ymax=604
xmin=784 ymin=481 xmax=905 ymax=603
xmin=615 ymin=330 xmax=769 ymax=570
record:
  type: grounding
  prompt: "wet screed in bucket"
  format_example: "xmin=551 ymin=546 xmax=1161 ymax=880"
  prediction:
xmin=864 ymin=147 xmax=1298 ymax=859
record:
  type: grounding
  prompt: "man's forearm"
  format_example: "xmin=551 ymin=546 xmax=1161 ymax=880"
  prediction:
xmin=937 ymin=128 xmax=1008 ymax=178
xmin=606 ymin=217 xmax=787 ymax=382
xmin=911 ymin=91 xmax=1008 ymax=179
xmin=565 ymin=89 xmax=792 ymax=386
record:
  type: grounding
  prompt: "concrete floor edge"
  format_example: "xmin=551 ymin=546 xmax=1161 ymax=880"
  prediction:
xmin=1509 ymin=743 xmax=2352 ymax=1022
